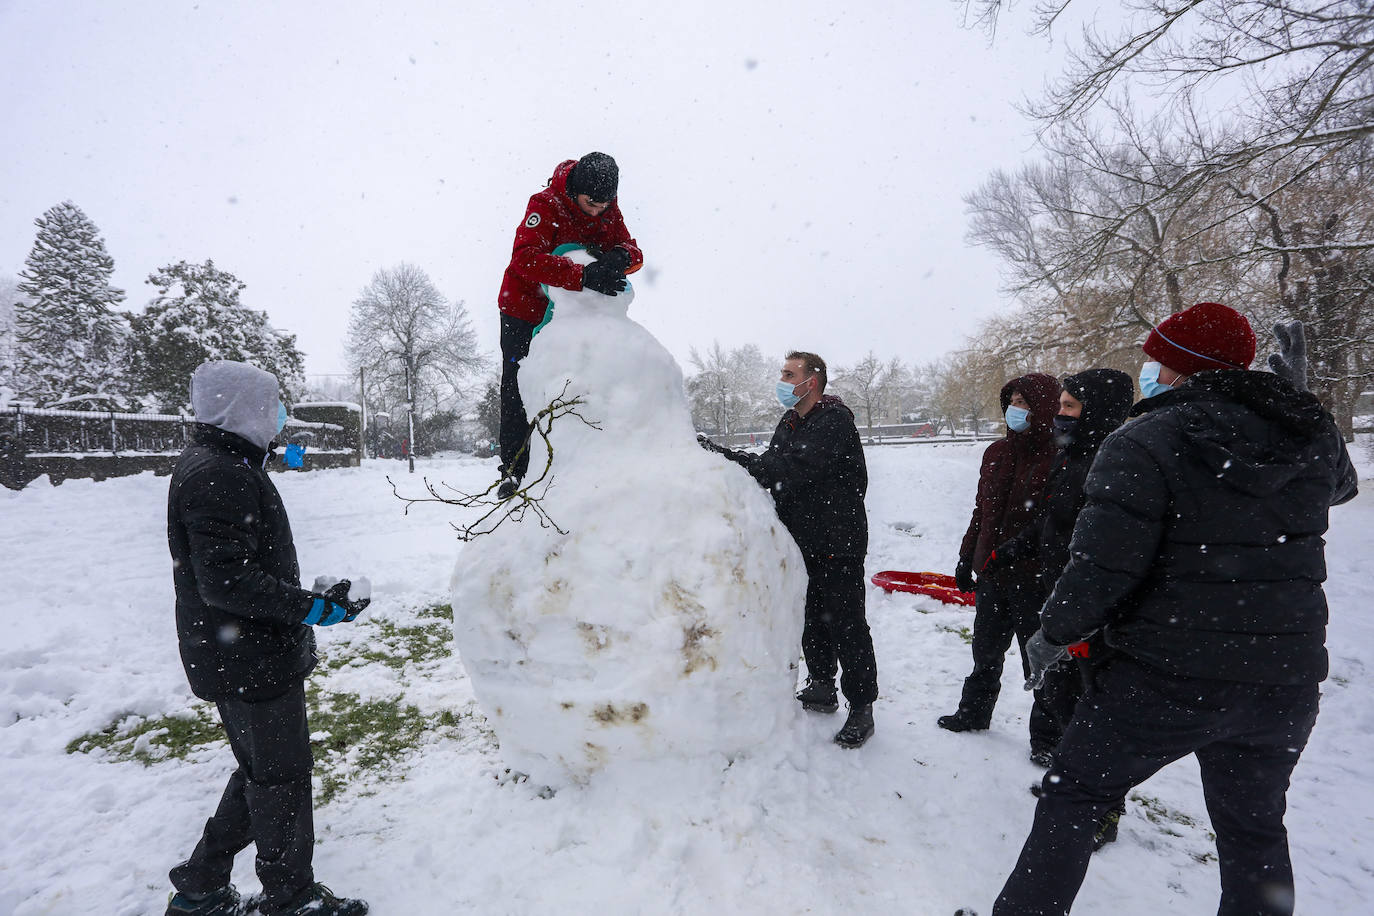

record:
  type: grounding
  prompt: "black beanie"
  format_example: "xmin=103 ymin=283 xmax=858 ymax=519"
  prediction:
xmin=567 ymin=152 xmax=619 ymax=202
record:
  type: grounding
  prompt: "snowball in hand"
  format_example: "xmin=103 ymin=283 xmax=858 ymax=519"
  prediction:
xmin=450 ymin=249 xmax=807 ymax=786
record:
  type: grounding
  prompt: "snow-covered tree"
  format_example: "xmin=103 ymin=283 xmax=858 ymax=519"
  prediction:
xmin=128 ymin=260 xmax=306 ymax=411
xmin=345 ymin=263 xmax=484 ymax=425
xmin=686 ymin=342 xmax=775 ymax=436
xmin=14 ymin=201 xmax=129 ymax=405
xmin=0 ymin=274 xmax=25 ymax=394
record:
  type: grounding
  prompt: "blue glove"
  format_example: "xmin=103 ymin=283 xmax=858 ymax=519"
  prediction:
xmin=284 ymin=442 xmax=306 ymax=468
xmin=303 ymin=579 xmax=369 ymax=626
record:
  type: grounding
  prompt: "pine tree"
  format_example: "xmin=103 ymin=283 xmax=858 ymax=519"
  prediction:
xmin=15 ymin=201 xmax=129 ymax=405
xmin=128 ymin=259 xmax=306 ymax=411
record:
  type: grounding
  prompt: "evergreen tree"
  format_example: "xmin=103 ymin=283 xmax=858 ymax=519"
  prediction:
xmin=128 ymin=259 xmax=306 ymax=411
xmin=15 ymin=201 xmax=129 ymax=405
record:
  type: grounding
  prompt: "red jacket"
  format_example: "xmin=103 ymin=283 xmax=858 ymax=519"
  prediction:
xmin=497 ymin=160 xmax=644 ymax=324
xmin=959 ymin=373 xmax=1062 ymax=571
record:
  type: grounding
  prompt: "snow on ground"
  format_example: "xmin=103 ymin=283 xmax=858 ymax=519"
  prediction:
xmin=2 ymin=440 xmax=1373 ymax=915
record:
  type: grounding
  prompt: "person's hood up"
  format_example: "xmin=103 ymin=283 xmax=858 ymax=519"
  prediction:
xmin=1063 ymin=368 xmax=1133 ymax=453
xmin=1000 ymin=372 xmax=1061 ymax=440
xmin=190 ymin=360 xmax=282 ymax=451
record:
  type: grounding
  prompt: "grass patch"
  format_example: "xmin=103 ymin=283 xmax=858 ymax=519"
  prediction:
xmin=66 ymin=600 xmax=482 ymax=804
xmin=937 ymin=623 xmax=974 ymax=644
xmin=1130 ymin=792 xmax=1202 ymax=830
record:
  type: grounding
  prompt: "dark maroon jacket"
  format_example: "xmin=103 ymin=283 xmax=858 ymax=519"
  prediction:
xmin=498 ymin=160 xmax=644 ymax=324
xmin=958 ymin=373 xmax=1062 ymax=571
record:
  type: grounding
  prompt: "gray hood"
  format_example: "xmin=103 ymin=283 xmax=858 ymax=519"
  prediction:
xmin=190 ymin=360 xmax=281 ymax=451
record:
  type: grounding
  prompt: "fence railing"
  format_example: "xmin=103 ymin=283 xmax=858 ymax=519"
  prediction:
xmin=1 ymin=405 xmax=353 ymax=457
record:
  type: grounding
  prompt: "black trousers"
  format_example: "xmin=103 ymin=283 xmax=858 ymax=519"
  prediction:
xmin=993 ymin=655 xmax=1320 ymax=916
xmin=954 ymin=566 xmax=1061 ymax=752
xmin=802 ymin=555 xmax=879 ymax=706
xmin=170 ymin=681 xmax=315 ymax=909
xmin=498 ymin=313 xmax=537 ymax=481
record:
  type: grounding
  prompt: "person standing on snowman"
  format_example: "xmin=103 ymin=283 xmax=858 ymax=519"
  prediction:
xmin=496 ymin=152 xmax=644 ymax=498
xmin=699 ymin=351 xmax=879 ymax=748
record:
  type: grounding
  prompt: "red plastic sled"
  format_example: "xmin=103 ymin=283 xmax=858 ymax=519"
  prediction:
xmin=871 ymin=570 xmax=976 ymax=606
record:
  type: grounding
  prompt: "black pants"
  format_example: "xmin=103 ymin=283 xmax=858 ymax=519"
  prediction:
xmin=993 ymin=656 xmax=1320 ymax=916
xmin=802 ymin=555 xmax=879 ymax=706
xmin=954 ymin=566 xmax=1061 ymax=752
xmin=498 ymin=313 xmax=537 ymax=481
xmin=170 ymin=681 xmax=315 ymax=910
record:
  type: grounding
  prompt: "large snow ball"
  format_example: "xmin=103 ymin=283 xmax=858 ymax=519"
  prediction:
xmin=451 ymin=249 xmax=807 ymax=786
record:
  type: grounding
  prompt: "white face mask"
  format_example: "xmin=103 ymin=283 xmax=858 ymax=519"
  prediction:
xmin=1005 ymin=404 xmax=1030 ymax=432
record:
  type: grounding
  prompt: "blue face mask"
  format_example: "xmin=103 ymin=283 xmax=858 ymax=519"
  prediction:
xmin=275 ymin=401 xmax=288 ymax=435
xmin=1138 ymin=361 xmax=1175 ymax=399
xmin=776 ymin=381 xmax=802 ymax=409
xmin=1005 ymin=404 xmax=1030 ymax=432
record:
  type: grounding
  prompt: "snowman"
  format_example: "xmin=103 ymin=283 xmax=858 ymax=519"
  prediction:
xmin=450 ymin=249 xmax=807 ymax=786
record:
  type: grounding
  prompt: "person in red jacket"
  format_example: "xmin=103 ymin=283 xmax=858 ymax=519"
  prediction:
xmin=496 ymin=152 xmax=644 ymax=496
xmin=938 ymin=372 xmax=1063 ymax=764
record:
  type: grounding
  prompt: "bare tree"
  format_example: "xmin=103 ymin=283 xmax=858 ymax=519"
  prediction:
xmin=346 ymin=264 xmax=485 ymax=465
xmin=831 ymin=351 xmax=889 ymax=436
xmin=685 ymin=341 xmax=773 ymax=436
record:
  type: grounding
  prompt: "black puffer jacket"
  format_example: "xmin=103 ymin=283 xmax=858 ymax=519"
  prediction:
xmin=168 ymin=424 xmax=317 ymax=701
xmin=725 ymin=395 xmax=868 ymax=558
xmin=1000 ymin=368 xmax=1134 ymax=586
xmin=1041 ymin=370 xmax=1358 ymax=685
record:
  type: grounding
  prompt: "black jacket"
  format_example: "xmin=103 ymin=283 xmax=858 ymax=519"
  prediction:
xmin=725 ymin=395 xmax=868 ymax=558
xmin=1041 ymin=370 xmax=1358 ymax=685
xmin=168 ymin=424 xmax=317 ymax=701
xmin=1000 ymin=368 xmax=1134 ymax=587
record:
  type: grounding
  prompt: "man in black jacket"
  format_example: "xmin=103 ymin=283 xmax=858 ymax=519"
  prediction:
xmin=994 ymin=305 xmax=1358 ymax=916
xmin=699 ymin=351 xmax=877 ymax=748
xmin=165 ymin=361 xmax=369 ymax=916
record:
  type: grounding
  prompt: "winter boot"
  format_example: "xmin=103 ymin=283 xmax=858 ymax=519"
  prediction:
xmin=1028 ymin=746 xmax=1055 ymax=768
xmin=497 ymin=476 xmax=520 ymax=500
xmin=796 ymin=677 xmax=839 ymax=714
xmin=265 ymin=883 xmax=368 ymax=916
xmin=1092 ymin=805 xmax=1123 ymax=851
xmin=165 ymin=885 xmax=246 ymax=916
xmin=833 ymin=704 xmax=874 ymax=749
xmin=936 ymin=710 xmax=989 ymax=732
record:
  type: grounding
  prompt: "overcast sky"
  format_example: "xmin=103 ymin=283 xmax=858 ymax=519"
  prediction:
xmin=0 ymin=0 xmax=1083 ymax=384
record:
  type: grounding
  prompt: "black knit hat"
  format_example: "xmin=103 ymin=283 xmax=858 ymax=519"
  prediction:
xmin=567 ymin=152 xmax=619 ymax=202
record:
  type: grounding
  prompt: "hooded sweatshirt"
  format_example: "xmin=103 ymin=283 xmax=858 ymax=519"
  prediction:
xmin=191 ymin=360 xmax=282 ymax=452
xmin=959 ymin=373 xmax=1062 ymax=571
xmin=169 ymin=360 xmax=316 ymax=701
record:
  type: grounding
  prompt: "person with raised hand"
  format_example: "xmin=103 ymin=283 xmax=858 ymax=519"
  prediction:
xmin=164 ymin=360 xmax=368 ymax=916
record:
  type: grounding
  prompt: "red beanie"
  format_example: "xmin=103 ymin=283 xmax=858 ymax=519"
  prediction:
xmin=1142 ymin=302 xmax=1256 ymax=375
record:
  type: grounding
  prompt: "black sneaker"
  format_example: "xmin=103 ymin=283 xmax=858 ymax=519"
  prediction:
xmin=834 ymin=704 xmax=874 ymax=749
xmin=166 ymin=886 xmax=246 ymax=916
xmin=268 ymin=884 xmax=368 ymax=916
xmin=796 ymin=677 xmax=839 ymax=713
xmin=936 ymin=711 xmax=989 ymax=732
xmin=497 ymin=477 xmax=519 ymax=500
xmin=1029 ymin=747 xmax=1055 ymax=768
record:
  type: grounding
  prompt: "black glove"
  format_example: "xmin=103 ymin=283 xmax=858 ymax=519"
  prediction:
xmin=582 ymin=259 xmax=627 ymax=296
xmin=1268 ymin=320 xmax=1309 ymax=392
xmin=954 ymin=558 xmax=976 ymax=594
xmin=1024 ymin=629 xmax=1069 ymax=691
xmin=597 ymin=247 xmax=633 ymax=274
xmin=697 ymin=433 xmax=727 ymax=455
